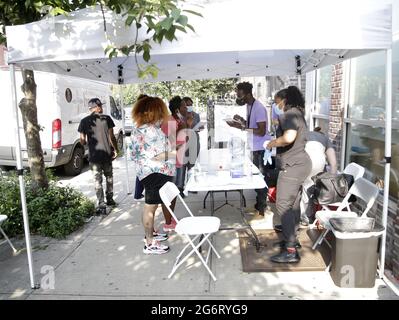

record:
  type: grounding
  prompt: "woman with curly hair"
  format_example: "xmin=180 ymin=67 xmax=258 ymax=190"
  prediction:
xmin=131 ymin=96 xmax=177 ymax=255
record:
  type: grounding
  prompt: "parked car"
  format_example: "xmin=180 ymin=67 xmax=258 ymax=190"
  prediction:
xmin=0 ymin=70 xmax=124 ymax=175
xmin=123 ymin=106 xmax=133 ymax=136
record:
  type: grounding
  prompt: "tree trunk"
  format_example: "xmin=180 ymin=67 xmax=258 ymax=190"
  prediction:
xmin=19 ymin=69 xmax=49 ymax=190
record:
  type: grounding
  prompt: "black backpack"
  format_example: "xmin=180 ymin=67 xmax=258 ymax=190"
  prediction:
xmin=310 ymin=172 xmax=355 ymax=205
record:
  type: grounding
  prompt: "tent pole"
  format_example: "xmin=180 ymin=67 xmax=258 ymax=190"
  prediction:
xmin=297 ymin=75 xmax=302 ymax=90
xmin=9 ymin=64 xmax=38 ymax=289
xmin=379 ymin=48 xmax=392 ymax=279
xmin=119 ymin=85 xmax=131 ymax=195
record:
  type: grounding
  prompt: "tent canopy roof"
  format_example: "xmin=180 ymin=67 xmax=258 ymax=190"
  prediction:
xmin=5 ymin=0 xmax=392 ymax=84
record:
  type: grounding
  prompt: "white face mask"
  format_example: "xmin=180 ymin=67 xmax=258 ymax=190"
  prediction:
xmin=273 ymin=103 xmax=284 ymax=116
xmin=187 ymin=106 xmax=193 ymax=112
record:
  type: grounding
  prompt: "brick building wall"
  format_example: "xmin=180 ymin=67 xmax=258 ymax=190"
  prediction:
xmin=328 ymin=63 xmax=344 ymax=169
xmin=328 ymin=62 xmax=399 ymax=279
xmin=284 ymin=75 xmax=306 ymax=97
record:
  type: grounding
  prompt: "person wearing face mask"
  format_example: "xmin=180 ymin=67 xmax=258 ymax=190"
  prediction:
xmin=265 ymin=86 xmax=311 ymax=263
xmin=227 ymin=82 xmax=271 ymax=221
xmin=182 ymin=97 xmax=202 ymax=174
xmin=271 ymin=89 xmax=288 ymax=132
xmin=167 ymin=96 xmax=192 ymax=196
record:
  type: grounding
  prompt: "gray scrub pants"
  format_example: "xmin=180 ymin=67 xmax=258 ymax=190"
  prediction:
xmin=276 ymin=156 xmax=311 ymax=247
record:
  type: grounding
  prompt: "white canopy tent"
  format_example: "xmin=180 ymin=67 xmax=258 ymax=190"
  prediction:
xmin=5 ymin=0 xmax=393 ymax=289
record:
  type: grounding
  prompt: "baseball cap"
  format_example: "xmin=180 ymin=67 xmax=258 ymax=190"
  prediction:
xmin=88 ymin=98 xmax=105 ymax=109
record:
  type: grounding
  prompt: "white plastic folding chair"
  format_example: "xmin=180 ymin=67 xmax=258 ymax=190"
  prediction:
xmin=0 ymin=215 xmax=17 ymax=253
xmin=312 ymin=177 xmax=379 ymax=250
xmin=159 ymin=182 xmax=221 ymax=281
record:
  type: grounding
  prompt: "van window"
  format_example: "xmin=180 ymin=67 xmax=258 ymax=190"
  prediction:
xmin=65 ymin=88 xmax=72 ymax=103
xmin=109 ymin=96 xmax=122 ymax=120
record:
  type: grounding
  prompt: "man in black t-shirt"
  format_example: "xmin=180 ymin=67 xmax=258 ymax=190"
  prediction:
xmin=78 ymin=98 xmax=119 ymax=213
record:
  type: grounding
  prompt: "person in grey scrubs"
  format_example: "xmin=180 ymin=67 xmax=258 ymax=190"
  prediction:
xmin=265 ymin=86 xmax=311 ymax=263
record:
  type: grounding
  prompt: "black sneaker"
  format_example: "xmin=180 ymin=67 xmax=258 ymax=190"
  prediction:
xmin=271 ymin=250 xmax=301 ymax=263
xmin=272 ymin=240 xmax=302 ymax=249
xmin=96 ymin=207 xmax=107 ymax=215
xmin=106 ymin=198 xmax=117 ymax=206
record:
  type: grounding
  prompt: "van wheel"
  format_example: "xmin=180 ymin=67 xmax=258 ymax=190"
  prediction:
xmin=64 ymin=147 xmax=83 ymax=176
xmin=117 ymin=133 xmax=124 ymax=156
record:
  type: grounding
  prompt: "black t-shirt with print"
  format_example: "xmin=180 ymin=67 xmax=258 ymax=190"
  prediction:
xmin=78 ymin=113 xmax=115 ymax=163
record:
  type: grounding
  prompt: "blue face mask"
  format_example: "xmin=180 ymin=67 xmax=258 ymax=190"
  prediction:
xmin=187 ymin=106 xmax=193 ymax=112
xmin=273 ymin=103 xmax=284 ymax=116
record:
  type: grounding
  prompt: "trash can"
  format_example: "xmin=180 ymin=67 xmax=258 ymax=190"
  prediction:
xmin=329 ymin=217 xmax=384 ymax=288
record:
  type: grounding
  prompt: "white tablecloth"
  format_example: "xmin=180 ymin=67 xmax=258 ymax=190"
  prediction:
xmin=184 ymin=148 xmax=267 ymax=193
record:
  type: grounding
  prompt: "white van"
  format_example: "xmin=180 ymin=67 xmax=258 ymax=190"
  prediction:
xmin=0 ymin=70 xmax=124 ymax=175
xmin=124 ymin=106 xmax=134 ymax=135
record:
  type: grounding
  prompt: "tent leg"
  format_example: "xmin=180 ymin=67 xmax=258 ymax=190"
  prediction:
xmin=379 ymin=48 xmax=392 ymax=279
xmin=9 ymin=64 xmax=39 ymax=289
xmin=119 ymin=85 xmax=131 ymax=195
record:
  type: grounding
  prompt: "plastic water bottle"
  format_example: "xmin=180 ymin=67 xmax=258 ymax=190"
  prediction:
xmin=229 ymin=137 xmax=245 ymax=178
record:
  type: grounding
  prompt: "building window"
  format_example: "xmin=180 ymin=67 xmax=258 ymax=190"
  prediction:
xmin=348 ymin=51 xmax=385 ymax=120
xmin=315 ymin=65 xmax=333 ymax=115
xmin=314 ymin=118 xmax=329 ymax=135
xmin=345 ymin=44 xmax=399 ymax=198
xmin=312 ymin=65 xmax=332 ymax=133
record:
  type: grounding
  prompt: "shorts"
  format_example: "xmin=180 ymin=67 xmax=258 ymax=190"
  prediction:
xmin=141 ymin=173 xmax=174 ymax=205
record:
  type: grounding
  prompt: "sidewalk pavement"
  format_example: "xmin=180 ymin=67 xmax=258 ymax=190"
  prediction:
xmin=0 ymin=158 xmax=398 ymax=300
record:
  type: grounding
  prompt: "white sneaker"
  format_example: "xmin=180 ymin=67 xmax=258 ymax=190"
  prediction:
xmin=143 ymin=232 xmax=168 ymax=243
xmin=249 ymin=212 xmax=274 ymax=230
xmin=143 ymin=240 xmax=170 ymax=255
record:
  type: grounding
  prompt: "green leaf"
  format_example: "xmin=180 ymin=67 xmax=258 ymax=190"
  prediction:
xmin=175 ymin=25 xmax=187 ymax=33
xmin=49 ymin=7 xmax=68 ymax=16
xmin=109 ymin=49 xmax=118 ymax=59
xmin=186 ymin=24 xmax=195 ymax=32
xmin=182 ymin=9 xmax=203 ymax=17
xmin=154 ymin=29 xmax=166 ymax=43
xmin=177 ymin=15 xmax=188 ymax=26
xmin=138 ymin=69 xmax=146 ymax=78
xmin=165 ymin=26 xmax=176 ymax=41
xmin=160 ymin=17 xmax=174 ymax=30
xmin=104 ymin=45 xmax=114 ymax=55
xmin=143 ymin=49 xmax=150 ymax=62
xmin=121 ymin=46 xmax=130 ymax=55
xmin=149 ymin=65 xmax=159 ymax=78
xmin=125 ymin=15 xmax=135 ymax=26
xmin=171 ymin=8 xmax=181 ymax=20
xmin=145 ymin=15 xmax=155 ymax=29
